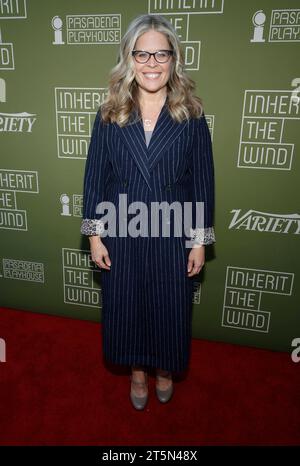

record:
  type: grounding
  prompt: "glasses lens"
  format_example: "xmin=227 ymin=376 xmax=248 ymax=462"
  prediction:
xmin=134 ymin=51 xmax=149 ymax=63
xmin=155 ymin=51 xmax=171 ymax=63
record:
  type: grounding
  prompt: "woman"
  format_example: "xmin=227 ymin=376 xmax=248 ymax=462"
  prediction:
xmin=80 ymin=14 xmax=216 ymax=410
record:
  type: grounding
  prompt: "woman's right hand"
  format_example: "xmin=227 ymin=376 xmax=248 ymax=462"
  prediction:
xmin=89 ymin=237 xmax=111 ymax=270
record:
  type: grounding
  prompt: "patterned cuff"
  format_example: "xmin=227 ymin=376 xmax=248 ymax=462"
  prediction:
xmin=80 ymin=219 xmax=105 ymax=236
xmin=190 ymin=227 xmax=216 ymax=246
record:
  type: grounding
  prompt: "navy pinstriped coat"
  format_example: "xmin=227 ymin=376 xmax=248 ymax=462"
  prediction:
xmin=81 ymin=99 xmax=216 ymax=372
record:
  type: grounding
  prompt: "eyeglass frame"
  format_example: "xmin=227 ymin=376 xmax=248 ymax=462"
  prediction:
xmin=131 ymin=49 xmax=174 ymax=63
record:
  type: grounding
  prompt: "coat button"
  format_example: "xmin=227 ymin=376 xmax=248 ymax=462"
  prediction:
xmin=123 ymin=179 xmax=128 ymax=187
xmin=165 ymin=183 xmax=172 ymax=190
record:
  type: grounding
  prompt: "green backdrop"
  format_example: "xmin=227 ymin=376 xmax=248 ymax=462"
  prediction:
xmin=0 ymin=0 xmax=299 ymax=352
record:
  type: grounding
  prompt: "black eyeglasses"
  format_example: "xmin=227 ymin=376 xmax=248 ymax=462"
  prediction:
xmin=132 ymin=50 xmax=174 ymax=64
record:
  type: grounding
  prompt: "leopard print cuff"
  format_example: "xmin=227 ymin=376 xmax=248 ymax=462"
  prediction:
xmin=80 ymin=219 xmax=105 ymax=236
xmin=190 ymin=227 xmax=216 ymax=245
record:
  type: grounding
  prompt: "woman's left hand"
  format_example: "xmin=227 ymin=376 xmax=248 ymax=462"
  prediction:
xmin=187 ymin=245 xmax=205 ymax=277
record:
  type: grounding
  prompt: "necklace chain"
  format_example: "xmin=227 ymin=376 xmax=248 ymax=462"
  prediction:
xmin=141 ymin=99 xmax=166 ymax=128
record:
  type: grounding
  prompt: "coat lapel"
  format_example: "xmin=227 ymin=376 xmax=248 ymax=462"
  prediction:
xmin=113 ymin=100 xmax=189 ymax=191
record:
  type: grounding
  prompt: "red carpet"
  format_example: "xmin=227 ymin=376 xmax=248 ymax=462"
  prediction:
xmin=0 ymin=306 xmax=299 ymax=445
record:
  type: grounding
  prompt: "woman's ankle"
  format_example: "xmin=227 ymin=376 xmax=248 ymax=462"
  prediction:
xmin=131 ymin=366 xmax=147 ymax=380
xmin=132 ymin=365 xmax=145 ymax=371
xmin=156 ymin=368 xmax=171 ymax=378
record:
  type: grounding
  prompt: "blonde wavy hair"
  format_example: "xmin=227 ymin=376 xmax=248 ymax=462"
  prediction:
xmin=101 ymin=14 xmax=204 ymax=126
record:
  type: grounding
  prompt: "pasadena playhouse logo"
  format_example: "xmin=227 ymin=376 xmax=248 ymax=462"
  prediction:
xmin=0 ymin=169 xmax=39 ymax=230
xmin=51 ymin=13 xmax=121 ymax=45
xmin=0 ymin=258 xmax=44 ymax=283
xmin=238 ymin=89 xmax=299 ymax=170
xmin=62 ymin=247 xmax=201 ymax=308
xmin=229 ymin=209 xmax=300 ymax=235
xmin=250 ymin=9 xmax=300 ymax=43
xmin=60 ymin=193 xmax=82 ymax=217
xmin=222 ymin=266 xmax=294 ymax=333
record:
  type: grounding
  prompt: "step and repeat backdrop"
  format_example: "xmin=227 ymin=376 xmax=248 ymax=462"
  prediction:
xmin=0 ymin=0 xmax=299 ymax=352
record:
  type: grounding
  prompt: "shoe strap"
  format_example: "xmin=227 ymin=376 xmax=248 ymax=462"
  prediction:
xmin=131 ymin=374 xmax=148 ymax=386
xmin=131 ymin=380 xmax=147 ymax=386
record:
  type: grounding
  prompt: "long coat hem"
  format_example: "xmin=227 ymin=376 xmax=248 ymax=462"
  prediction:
xmin=102 ymin=352 xmax=191 ymax=373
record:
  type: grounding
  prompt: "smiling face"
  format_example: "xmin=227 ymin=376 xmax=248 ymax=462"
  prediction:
xmin=132 ymin=29 xmax=173 ymax=96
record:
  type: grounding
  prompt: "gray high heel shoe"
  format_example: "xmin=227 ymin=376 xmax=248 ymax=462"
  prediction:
xmin=156 ymin=372 xmax=173 ymax=403
xmin=130 ymin=373 xmax=148 ymax=410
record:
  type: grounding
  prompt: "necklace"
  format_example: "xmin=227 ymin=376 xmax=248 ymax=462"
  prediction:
xmin=144 ymin=119 xmax=152 ymax=127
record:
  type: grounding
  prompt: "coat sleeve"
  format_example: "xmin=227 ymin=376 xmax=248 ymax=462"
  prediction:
xmin=80 ymin=110 xmax=110 ymax=236
xmin=187 ymin=112 xmax=216 ymax=246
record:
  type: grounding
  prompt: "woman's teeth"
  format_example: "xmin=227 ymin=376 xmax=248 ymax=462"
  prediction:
xmin=143 ymin=73 xmax=161 ymax=79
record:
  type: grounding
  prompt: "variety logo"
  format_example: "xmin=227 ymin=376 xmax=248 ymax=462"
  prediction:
xmin=229 ymin=209 xmax=300 ymax=235
xmin=0 ymin=111 xmax=36 ymax=132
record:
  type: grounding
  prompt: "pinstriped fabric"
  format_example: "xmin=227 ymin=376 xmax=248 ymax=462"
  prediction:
xmin=81 ymin=101 xmax=215 ymax=372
